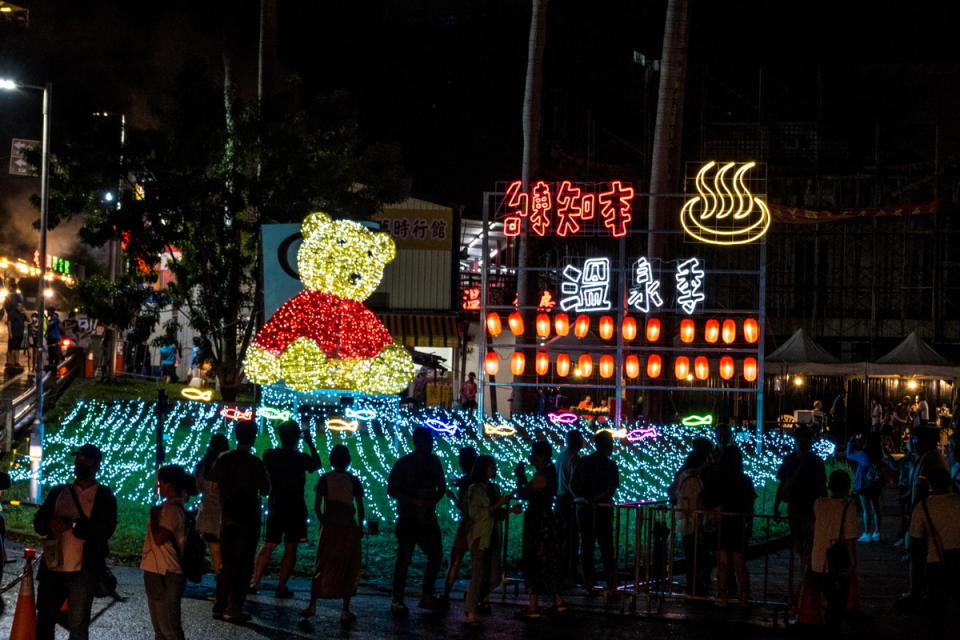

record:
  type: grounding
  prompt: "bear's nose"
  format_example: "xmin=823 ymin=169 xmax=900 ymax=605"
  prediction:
xmin=349 ymin=272 xmax=362 ymax=284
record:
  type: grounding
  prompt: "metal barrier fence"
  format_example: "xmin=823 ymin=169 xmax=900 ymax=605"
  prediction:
xmin=496 ymin=499 xmax=796 ymax=622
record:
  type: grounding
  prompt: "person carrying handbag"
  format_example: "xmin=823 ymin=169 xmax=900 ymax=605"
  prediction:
xmin=34 ymin=444 xmax=118 ymax=640
xmin=809 ymin=470 xmax=860 ymax=629
xmin=909 ymin=467 xmax=960 ymax=639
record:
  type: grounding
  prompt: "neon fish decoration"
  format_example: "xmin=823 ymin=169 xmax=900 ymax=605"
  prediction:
xmin=181 ymin=388 xmax=213 ymax=402
xmin=344 ymin=407 xmax=377 ymax=421
xmin=257 ymin=407 xmax=292 ymax=421
xmin=596 ymin=428 xmax=627 ymax=439
xmin=220 ymin=407 xmax=253 ymax=421
xmin=548 ymin=411 xmax=579 ymax=424
xmin=484 ymin=423 xmax=517 ymax=437
xmin=424 ymin=418 xmax=459 ymax=436
xmin=326 ymin=418 xmax=359 ymax=433
xmin=626 ymin=427 xmax=659 ymax=442
xmin=681 ymin=414 xmax=713 ymax=427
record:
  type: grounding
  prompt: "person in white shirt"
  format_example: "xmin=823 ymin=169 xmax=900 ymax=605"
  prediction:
xmin=909 ymin=467 xmax=960 ymax=638
xmin=141 ymin=465 xmax=199 ymax=640
xmin=810 ymin=470 xmax=861 ymax=629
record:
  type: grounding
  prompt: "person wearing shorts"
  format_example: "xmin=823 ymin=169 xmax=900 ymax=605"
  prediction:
xmin=249 ymin=420 xmax=321 ymax=598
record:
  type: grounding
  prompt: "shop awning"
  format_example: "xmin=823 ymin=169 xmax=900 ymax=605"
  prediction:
xmin=377 ymin=313 xmax=461 ymax=348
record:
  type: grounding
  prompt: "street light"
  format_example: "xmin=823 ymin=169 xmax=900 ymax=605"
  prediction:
xmin=1 ymin=77 xmax=51 ymax=502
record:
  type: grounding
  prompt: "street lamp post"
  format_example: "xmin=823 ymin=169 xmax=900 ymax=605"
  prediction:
xmin=1 ymin=78 xmax=52 ymax=502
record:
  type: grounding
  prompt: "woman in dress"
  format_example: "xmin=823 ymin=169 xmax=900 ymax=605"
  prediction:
xmin=194 ymin=433 xmax=228 ymax=576
xmin=300 ymin=444 xmax=364 ymax=624
xmin=514 ymin=441 xmax=565 ymax=617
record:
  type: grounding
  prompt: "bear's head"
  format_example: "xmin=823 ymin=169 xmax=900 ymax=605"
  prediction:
xmin=297 ymin=211 xmax=397 ymax=301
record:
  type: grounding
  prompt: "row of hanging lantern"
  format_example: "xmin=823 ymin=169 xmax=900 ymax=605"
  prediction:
xmin=485 ymin=312 xmax=758 ymax=344
xmin=483 ymin=351 xmax=758 ymax=382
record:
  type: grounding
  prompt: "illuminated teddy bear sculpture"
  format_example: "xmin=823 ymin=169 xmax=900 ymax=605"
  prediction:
xmin=244 ymin=212 xmax=415 ymax=394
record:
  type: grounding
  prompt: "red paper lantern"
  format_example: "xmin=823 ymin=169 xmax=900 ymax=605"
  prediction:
xmin=624 ymin=354 xmax=640 ymax=379
xmin=554 ymin=313 xmax=570 ymax=337
xmin=510 ymin=351 xmax=526 ymax=376
xmin=646 ymin=354 xmax=662 ymax=378
xmin=486 ymin=313 xmax=502 ymax=337
xmin=680 ymin=319 xmax=696 ymax=343
xmin=719 ymin=356 xmax=735 ymax=380
xmin=484 ymin=352 xmax=499 ymax=376
xmin=722 ymin=319 xmax=736 ymax=344
xmin=622 ymin=316 xmax=637 ymax=341
xmin=599 ymin=354 xmax=615 ymax=378
xmin=743 ymin=357 xmax=758 ymax=382
xmin=674 ymin=356 xmax=690 ymax=380
xmin=574 ymin=314 xmax=591 ymax=339
xmin=704 ymin=319 xmax=720 ymax=343
xmin=508 ymin=312 xmax=525 ymax=336
xmin=535 ymin=351 xmax=550 ymax=376
xmin=694 ymin=356 xmax=709 ymax=380
xmin=599 ymin=315 xmax=614 ymax=341
xmin=743 ymin=317 xmax=759 ymax=344
xmin=536 ymin=313 xmax=551 ymax=338
xmin=556 ymin=353 xmax=571 ymax=377
xmin=646 ymin=318 xmax=661 ymax=342
xmin=578 ymin=354 xmax=593 ymax=377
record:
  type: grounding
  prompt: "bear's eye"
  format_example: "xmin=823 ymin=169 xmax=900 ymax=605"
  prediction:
xmin=367 ymin=250 xmax=373 ymax=257
xmin=337 ymin=239 xmax=346 ymax=246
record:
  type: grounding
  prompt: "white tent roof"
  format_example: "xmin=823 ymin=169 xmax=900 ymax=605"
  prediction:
xmin=876 ymin=331 xmax=950 ymax=366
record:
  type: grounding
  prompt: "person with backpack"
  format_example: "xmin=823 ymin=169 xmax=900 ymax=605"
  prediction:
xmin=909 ymin=467 xmax=960 ymax=639
xmin=809 ymin=470 xmax=860 ymax=629
xmin=34 ymin=444 xmax=118 ymax=640
xmin=846 ymin=433 xmax=885 ymax=542
xmin=774 ymin=428 xmax=826 ymax=574
xmin=670 ymin=439 xmax=714 ymax=596
xmin=141 ymin=465 xmax=200 ymax=640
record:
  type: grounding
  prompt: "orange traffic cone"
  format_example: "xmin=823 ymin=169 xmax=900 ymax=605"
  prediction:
xmin=84 ymin=351 xmax=95 ymax=377
xmin=9 ymin=548 xmax=37 ymax=640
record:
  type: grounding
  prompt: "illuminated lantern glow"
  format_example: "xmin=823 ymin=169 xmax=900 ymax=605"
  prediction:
xmin=344 ymin=407 xmax=377 ymax=421
xmin=646 ymin=318 xmax=661 ymax=342
xmin=486 ymin=313 xmax=502 ymax=336
xmin=694 ymin=356 xmax=709 ymax=380
xmin=484 ymin=423 xmax=517 ymax=437
xmin=556 ymin=353 xmax=571 ymax=377
xmin=181 ymin=388 xmax=213 ymax=402
xmin=719 ymin=356 xmax=735 ymax=380
xmin=680 ymin=319 xmax=696 ymax=343
xmin=626 ymin=427 xmax=659 ymax=442
xmin=599 ymin=316 xmax=614 ymax=341
xmin=722 ymin=319 xmax=737 ymax=344
xmin=244 ymin=212 xmax=414 ymax=395
xmin=554 ymin=313 xmax=570 ymax=337
xmin=743 ymin=357 xmax=758 ymax=382
xmin=578 ymin=354 xmax=593 ymax=377
xmin=548 ymin=411 xmax=579 ymax=424
xmin=599 ymin=354 xmax=615 ymax=378
xmin=536 ymin=313 xmax=551 ymax=338
xmin=743 ymin=318 xmax=759 ymax=344
xmin=705 ymin=319 xmax=720 ymax=343
xmin=220 ymin=407 xmax=253 ymax=421
xmin=510 ymin=351 xmax=526 ymax=376
xmin=679 ymin=161 xmax=772 ymax=245
xmin=508 ymin=312 xmax=525 ymax=336
xmin=257 ymin=406 xmax=292 ymax=421
xmin=424 ymin=418 xmax=458 ymax=435
xmin=622 ymin=316 xmax=637 ymax=341
xmin=647 ymin=354 xmax=662 ymax=378
xmin=682 ymin=414 xmax=713 ymax=427
xmin=624 ymin=354 xmax=640 ymax=379
xmin=326 ymin=418 xmax=359 ymax=432
xmin=484 ymin=352 xmax=500 ymax=376
xmin=674 ymin=356 xmax=690 ymax=380
xmin=574 ymin=314 xmax=590 ymax=339
xmin=535 ymin=351 xmax=550 ymax=376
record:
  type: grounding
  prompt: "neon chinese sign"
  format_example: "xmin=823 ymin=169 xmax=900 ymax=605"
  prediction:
xmin=502 ymin=180 xmax=635 ymax=237
xmin=680 ymin=161 xmax=771 ymax=245
xmin=560 ymin=258 xmax=611 ymax=313
xmin=675 ymin=258 xmax=705 ymax=315
xmin=628 ymin=257 xmax=663 ymax=313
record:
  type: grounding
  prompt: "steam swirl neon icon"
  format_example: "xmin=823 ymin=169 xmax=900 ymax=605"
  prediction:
xmin=680 ymin=161 xmax=771 ymax=245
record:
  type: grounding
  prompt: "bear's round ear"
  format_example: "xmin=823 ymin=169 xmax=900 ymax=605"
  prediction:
xmin=301 ymin=212 xmax=333 ymax=239
xmin=374 ymin=230 xmax=396 ymax=263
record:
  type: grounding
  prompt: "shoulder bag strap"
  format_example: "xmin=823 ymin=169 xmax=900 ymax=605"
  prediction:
xmin=921 ymin=498 xmax=945 ymax=562
xmin=837 ymin=499 xmax=850 ymax=543
xmin=67 ymin=485 xmax=89 ymax=522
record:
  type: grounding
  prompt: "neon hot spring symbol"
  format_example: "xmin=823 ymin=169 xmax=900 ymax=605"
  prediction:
xmin=680 ymin=162 xmax=771 ymax=245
